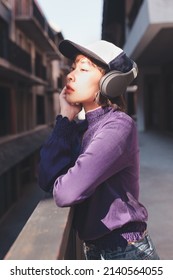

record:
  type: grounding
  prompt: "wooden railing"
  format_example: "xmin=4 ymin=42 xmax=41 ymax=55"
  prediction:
xmin=4 ymin=195 xmax=84 ymax=260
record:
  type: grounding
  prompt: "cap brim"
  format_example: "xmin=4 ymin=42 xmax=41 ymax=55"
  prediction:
xmin=59 ymin=40 xmax=108 ymax=68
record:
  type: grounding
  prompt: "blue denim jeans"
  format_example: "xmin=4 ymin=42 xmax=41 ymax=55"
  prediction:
xmin=83 ymin=234 xmax=160 ymax=260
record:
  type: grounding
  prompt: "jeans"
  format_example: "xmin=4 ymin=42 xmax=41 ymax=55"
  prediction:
xmin=83 ymin=234 xmax=160 ymax=260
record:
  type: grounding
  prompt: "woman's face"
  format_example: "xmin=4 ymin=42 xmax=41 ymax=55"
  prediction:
xmin=65 ymin=55 xmax=104 ymax=110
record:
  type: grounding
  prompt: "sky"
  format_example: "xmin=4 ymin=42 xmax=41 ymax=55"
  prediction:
xmin=37 ymin=0 xmax=103 ymax=45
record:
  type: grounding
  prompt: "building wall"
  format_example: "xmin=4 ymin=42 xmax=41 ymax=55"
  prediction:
xmin=0 ymin=0 xmax=65 ymax=219
xmin=102 ymin=0 xmax=173 ymax=133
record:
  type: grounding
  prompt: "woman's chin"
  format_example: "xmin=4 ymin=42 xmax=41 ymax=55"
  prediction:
xmin=66 ymin=96 xmax=81 ymax=105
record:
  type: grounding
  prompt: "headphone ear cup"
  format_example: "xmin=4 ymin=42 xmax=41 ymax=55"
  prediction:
xmin=100 ymin=66 xmax=137 ymax=99
xmin=100 ymin=71 xmax=125 ymax=98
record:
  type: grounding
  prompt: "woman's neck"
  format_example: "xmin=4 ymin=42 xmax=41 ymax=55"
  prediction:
xmin=86 ymin=106 xmax=102 ymax=113
xmin=83 ymin=102 xmax=100 ymax=113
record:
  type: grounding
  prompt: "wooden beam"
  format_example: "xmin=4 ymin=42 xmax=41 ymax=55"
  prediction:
xmin=4 ymin=197 xmax=71 ymax=260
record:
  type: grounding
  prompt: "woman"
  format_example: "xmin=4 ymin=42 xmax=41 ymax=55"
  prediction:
xmin=38 ymin=39 xmax=159 ymax=260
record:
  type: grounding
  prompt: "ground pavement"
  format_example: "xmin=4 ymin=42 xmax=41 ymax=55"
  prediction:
xmin=139 ymin=131 xmax=173 ymax=260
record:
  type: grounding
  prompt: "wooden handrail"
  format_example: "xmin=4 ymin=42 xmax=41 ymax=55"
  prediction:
xmin=4 ymin=196 xmax=84 ymax=260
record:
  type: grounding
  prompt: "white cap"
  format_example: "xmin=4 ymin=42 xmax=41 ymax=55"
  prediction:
xmin=59 ymin=39 xmax=134 ymax=73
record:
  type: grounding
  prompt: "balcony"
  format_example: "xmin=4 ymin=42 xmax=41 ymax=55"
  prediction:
xmin=9 ymin=39 xmax=32 ymax=73
xmin=14 ymin=0 xmax=60 ymax=58
xmin=0 ymin=38 xmax=47 ymax=85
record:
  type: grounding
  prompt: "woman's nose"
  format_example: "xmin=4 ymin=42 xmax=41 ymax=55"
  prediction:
xmin=67 ymin=71 xmax=75 ymax=81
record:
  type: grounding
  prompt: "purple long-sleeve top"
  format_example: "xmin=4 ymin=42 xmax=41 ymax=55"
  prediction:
xmin=38 ymin=106 xmax=148 ymax=241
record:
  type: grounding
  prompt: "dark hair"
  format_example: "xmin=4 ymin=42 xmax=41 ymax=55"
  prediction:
xmin=97 ymin=93 xmax=127 ymax=112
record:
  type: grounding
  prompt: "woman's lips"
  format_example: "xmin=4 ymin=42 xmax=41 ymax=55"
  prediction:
xmin=66 ymin=85 xmax=74 ymax=93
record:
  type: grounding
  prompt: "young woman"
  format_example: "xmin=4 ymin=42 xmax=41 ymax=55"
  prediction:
xmin=38 ymin=39 xmax=159 ymax=260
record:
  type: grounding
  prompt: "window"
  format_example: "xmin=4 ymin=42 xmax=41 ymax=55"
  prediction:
xmin=0 ymin=86 xmax=11 ymax=136
xmin=36 ymin=95 xmax=45 ymax=125
xmin=16 ymin=90 xmax=24 ymax=132
xmin=0 ymin=18 xmax=8 ymax=59
xmin=35 ymin=51 xmax=42 ymax=78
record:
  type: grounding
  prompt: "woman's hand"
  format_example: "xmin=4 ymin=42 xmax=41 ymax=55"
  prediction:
xmin=59 ymin=87 xmax=82 ymax=121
